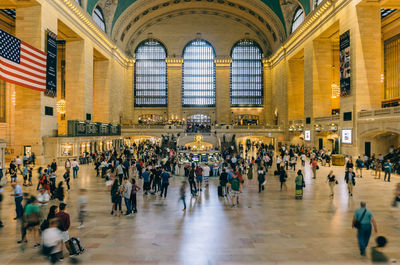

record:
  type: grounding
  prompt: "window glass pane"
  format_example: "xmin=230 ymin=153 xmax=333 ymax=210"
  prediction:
xmin=230 ymin=40 xmax=263 ymax=106
xmin=93 ymin=7 xmax=106 ymax=32
xmin=182 ymin=40 xmax=216 ymax=107
xmin=134 ymin=40 xmax=168 ymax=107
xmin=0 ymin=80 xmax=6 ymax=122
xmin=291 ymin=7 xmax=304 ymax=33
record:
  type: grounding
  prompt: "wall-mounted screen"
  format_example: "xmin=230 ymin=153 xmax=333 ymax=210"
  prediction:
xmin=342 ymin=129 xmax=352 ymax=144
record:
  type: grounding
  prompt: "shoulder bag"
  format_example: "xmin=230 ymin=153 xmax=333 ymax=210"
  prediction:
xmin=354 ymin=208 xmax=367 ymax=229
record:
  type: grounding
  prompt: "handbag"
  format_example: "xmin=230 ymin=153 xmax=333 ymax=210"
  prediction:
xmin=302 ymin=176 xmax=306 ymax=188
xmin=354 ymin=208 xmax=367 ymax=229
xmin=335 ymin=180 xmax=339 ymax=185
xmin=316 ymin=165 xmax=319 ymax=170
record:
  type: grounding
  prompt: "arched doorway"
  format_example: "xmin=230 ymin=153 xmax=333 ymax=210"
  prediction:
xmin=186 ymin=114 xmax=211 ymax=133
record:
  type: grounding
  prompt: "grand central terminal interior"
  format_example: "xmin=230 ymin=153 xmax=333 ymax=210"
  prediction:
xmin=0 ymin=0 xmax=400 ymax=264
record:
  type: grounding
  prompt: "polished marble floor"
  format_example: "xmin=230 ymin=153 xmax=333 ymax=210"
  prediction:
xmin=0 ymin=162 xmax=399 ymax=265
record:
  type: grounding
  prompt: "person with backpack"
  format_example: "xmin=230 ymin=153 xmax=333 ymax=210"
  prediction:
xmin=219 ymin=168 xmax=228 ymax=196
xmin=352 ymin=202 xmax=378 ymax=256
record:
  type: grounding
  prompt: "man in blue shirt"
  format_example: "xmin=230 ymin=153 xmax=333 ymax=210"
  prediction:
xmin=142 ymin=169 xmax=151 ymax=195
xmin=160 ymin=169 xmax=170 ymax=198
xmin=352 ymin=202 xmax=378 ymax=256
xmin=10 ymin=182 xmax=23 ymax=219
xmin=383 ymin=159 xmax=392 ymax=182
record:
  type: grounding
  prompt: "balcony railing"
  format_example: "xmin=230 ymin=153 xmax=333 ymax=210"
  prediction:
xmin=358 ymin=106 xmax=400 ymax=119
xmin=67 ymin=120 xmax=121 ymax=137
xmin=314 ymin=115 xmax=340 ymax=122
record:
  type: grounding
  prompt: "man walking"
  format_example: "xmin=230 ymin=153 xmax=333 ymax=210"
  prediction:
xmin=123 ymin=178 xmax=132 ymax=215
xmin=160 ymin=169 xmax=170 ymax=198
xmin=383 ymin=159 xmax=392 ymax=182
xmin=352 ymin=201 xmax=378 ymax=256
xmin=10 ymin=182 xmax=23 ymax=220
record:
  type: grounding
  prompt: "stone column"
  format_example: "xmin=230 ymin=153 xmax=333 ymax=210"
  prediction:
xmin=263 ymin=60 xmax=273 ymax=125
xmin=313 ymin=38 xmax=333 ymax=117
xmin=287 ymin=57 xmax=304 ymax=121
xmin=166 ymin=58 xmax=183 ymax=120
xmin=65 ymin=40 xmax=93 ymax=121
xmin=303 ymin=42 xmax=314 ymax=147
xmin=215 ymin=57 xmax=231 ymax=124
xmin=93 ymin=59 xmax=110 ymax=123
xmin=14 ymin=4 xmax=58 ymax=163
xmin=123 ymin=62 xmax=134 ymax=124
xmin=339 ymin=1 xmax=382 ymax=156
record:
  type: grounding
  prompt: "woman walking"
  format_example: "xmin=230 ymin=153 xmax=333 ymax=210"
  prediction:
xmin=111 ymin=179 xmax=122 ymax=216
xmin=257 ymin=167 xmax=266 ymax=193
xmin=55 ymin=182 xmax=65 ymax=203
xmin=279 ymin=167 xmax=288 ymax=191
xmin=247 ymin=163 xmax=253 ymax=186
xmin=327 ymin=170 xmax=336 ymax=198
xmin=294 ymin=170 xmax=305 ymax=199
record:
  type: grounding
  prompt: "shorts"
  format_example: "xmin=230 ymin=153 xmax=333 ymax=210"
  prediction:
xmin=204 ymin=176 xmax=209 ymax=182
xmin=196 ymin=176 xmax=203 ymax=183
xmin=61 ymin=231 xmax=70 ymax=243
xmin=231 ymin=190 xmax=240 ymax=197
xmin=26 ymin=221 xmax=40 ymax=228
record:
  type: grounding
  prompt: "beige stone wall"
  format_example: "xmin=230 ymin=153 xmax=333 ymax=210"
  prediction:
xmin=288 ymin=56 xmax=304 ymax=121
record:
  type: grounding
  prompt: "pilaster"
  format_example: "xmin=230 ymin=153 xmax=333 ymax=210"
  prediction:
xmin=215 ymin=57 xmax=231 ymax=124
xmin=166 ymin=58 xmax=183 ymax=120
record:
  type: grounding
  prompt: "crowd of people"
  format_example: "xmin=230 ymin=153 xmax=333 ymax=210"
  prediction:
xmin=0 ymin=140 xmax=399 ymax=264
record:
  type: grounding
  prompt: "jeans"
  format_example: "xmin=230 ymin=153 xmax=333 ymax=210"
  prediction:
xmin=179 ymin=196 xmax=186 ymax=209
xmin=130 ymin=194 xmax=137 ymax=212
xmin=15 ymin=196 xmax=23 ymax=218
xmin=160 ymin=183 xmax=169 ymax=198
xmin=124 ymin=197 xmax=131 ymax=214
xmin=384 ymin=170 xmax=391 ymax=181
xmin=73 ymin=167 xmax=79 ymax=178
xmin=189 ymin=180 xmax=197 ymax=195
xmin=357 ymin=224 xmax=372 ymax=254
xmin=213 ymin=168 xmax=219 ymax=177
xmin=258 ymin=181 xmax=264 ymax=192
xmin=114 ymin=197 xmax=122 ymax=211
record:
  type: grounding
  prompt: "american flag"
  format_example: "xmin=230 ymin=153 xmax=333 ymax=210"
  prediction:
xmin=0 ymin=29 xmax=47 ymax=92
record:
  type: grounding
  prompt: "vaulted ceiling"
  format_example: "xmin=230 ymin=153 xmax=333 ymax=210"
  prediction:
xmin=85 ymin=0 xmax=312 ymax=56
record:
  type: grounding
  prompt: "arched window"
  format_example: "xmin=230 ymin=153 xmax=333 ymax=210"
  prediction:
xmin=93 ymin=6 xmax=106 ymax=32
xmin=230 ymin=40 xmax=263 ymax=106
xmin=74 ymin=0 xmax=81 ymax=6
xmin=134 ymin=39 xmax=168 ymax=107
xmin=182 ymin=39 xmax=216 ymax=107
xmin=291 ymin=7 xmax=304 ymax=33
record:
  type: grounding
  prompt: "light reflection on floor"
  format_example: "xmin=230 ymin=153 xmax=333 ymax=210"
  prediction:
xmin=0 ymin=161 xmax=399 ymax=264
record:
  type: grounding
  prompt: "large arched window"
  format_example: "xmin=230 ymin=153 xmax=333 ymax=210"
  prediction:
xmin=74 ymin=0 xmax=81 ymax=6
xmin=230 ymin=40 xmax=263 ymax=106
xmin=134 ymin=39 xmax=168 ymax=107
xmin=93 ymin=6 xmax=106 ymax=32
xmin=182 ymin=39 xmax=216 ymax=107
xmin=291 ymin=7 xmax=305 ymax=33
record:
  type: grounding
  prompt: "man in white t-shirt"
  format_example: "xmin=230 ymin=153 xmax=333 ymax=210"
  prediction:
xmin=43 ymin=219 xmax=63 ymax=263
xmin=37 ymin=188 xmax=50 ymax=220
xmin=202 ymin=164 xmax=210 ymax=187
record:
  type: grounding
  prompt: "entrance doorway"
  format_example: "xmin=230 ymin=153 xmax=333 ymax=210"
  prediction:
xmin=365 ymin=142 xmax=371 ymax=157
xmin=318 ymin=138 xmax=323 ymax=150
xmin=24 ymin=145 xmax=32 ymax=157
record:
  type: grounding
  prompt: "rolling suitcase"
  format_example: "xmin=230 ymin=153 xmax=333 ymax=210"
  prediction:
xmin=217 ymin=186 xmax=223 ymax=197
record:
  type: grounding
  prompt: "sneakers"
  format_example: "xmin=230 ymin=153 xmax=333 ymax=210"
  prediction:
xmin=78 ymin=224 xmax=85 ymax=229
xmin=33 ymin=244 xmax=40 ymax=249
